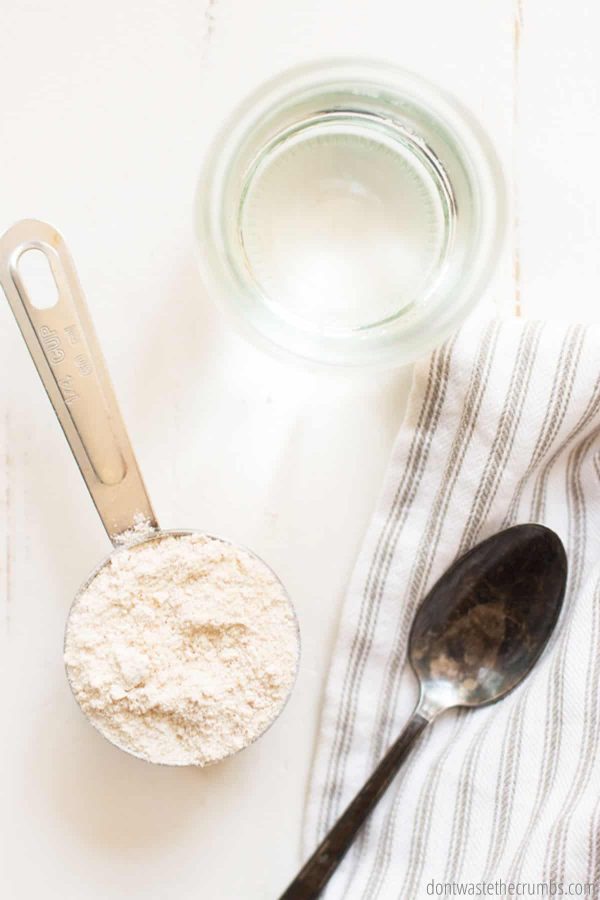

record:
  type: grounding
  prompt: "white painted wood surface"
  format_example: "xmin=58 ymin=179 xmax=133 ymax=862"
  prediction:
xmin=0 ymin=2 xmax=597 ymax=898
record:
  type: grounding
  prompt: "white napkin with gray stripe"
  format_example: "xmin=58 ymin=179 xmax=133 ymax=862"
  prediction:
xmin=304 ymin=313 xmax=600 ymax=898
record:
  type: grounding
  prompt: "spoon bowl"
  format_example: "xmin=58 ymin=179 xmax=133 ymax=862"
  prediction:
xmin=410 ymin=524 xmax=567 ymax=715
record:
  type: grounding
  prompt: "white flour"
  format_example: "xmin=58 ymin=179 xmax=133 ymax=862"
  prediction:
xmin=112 ymin=512 xmax=157 ymax=545
xmin=64 ymin=533 xmax=299 ymax=766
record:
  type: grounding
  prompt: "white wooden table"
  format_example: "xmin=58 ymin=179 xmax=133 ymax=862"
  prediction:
xmin=1 ymin=2 xmax=598 ymax=898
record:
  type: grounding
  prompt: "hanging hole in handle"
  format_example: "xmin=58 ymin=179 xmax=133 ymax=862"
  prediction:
xmin=17 ymin=247 xmax=60 ymax=309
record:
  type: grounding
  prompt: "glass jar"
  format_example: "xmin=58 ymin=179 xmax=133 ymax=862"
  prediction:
xmin=194 ymin=60 xmax=505 ymax=367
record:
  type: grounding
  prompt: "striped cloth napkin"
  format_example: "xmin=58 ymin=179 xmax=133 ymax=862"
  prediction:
xmin=304 ymin=313 xmax=600 ymax=898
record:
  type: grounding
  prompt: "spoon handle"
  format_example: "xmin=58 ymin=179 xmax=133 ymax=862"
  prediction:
xmin=279 ymin=711 xmax=430 ymax=899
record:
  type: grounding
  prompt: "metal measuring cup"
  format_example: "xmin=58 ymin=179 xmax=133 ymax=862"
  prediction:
xmin=0 ymin=219 xmax=300 ymax=765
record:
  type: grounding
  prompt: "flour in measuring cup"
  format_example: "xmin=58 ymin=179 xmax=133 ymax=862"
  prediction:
xmin=64 ymin=532 xmax=298 ymax=765
xmin=112 ymin=512 xmax=157 ymax=545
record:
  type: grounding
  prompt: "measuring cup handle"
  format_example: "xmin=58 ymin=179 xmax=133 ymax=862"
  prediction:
xmin=0 ymin=219 xmax=158 ymax=543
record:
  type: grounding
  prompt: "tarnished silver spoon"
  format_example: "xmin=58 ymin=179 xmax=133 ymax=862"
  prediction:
xmin=280 ymin=524 xmax=567 ymax=899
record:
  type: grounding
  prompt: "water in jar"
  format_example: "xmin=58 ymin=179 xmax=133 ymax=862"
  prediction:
xmin=237 ymin=110 xmax=457 ymax=336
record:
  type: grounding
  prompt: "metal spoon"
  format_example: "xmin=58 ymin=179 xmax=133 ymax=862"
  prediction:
xmin=280 ymin=524 xmax=567 ymax=899
xmin=0 ymin=218 xmax=300 ymax=766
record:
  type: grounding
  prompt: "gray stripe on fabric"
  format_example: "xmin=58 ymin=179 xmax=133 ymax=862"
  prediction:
xmin=315 ymin=349 xmax=441 ymax=837
xmin=376 ymin=714 xmax=465 ymax=900
xmin=435 ymin=324 xmax=545 ymax=885
xmin=317 ymin=335 xmax=459 ymax=836
xmin=443 ymin=720 xmax=491 ymax=883
xmin=360 ymin=322 xmax=540 ymax=899
xmin=457 ymin=321 xmax=544 ymax=555
xmin=501 ymin=325 xmax=585 ymax=528
xmin=492 ymin=359 xmax=600 ymax=884
xmin=373 ymin=320 xmax=507 ymax=764
xmin=507 ymin=425 xmax=600 ymax=882
xmin=530 ymin=370 xmax=600 ymax=524
xmin=586 ymin=783 xmax=600 ymax=884
xmin=544 ymin=573 xmax=600 ymax=884
xmin=350 ymin=722 xmax=439 ymax=900
xmin=350 ymin=320 xmax=504 ymax=895
xmin=481 ymin=699 xmax=526 ymax=880
xmin=471 ymin=326 xmax=586 ymax=879
xmin=388 ymin=713 xmax=466 ymax=900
